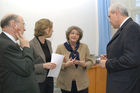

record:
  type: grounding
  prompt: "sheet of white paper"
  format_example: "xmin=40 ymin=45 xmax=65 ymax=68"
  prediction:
xmin=47 ymin=53 xmax=64 ymax=78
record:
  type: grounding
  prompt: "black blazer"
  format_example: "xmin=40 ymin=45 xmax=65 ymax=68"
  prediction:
xmin=0 ymin=32 xmax=40 ymax=93
xmin=106 ymin=18 xmax=140 ymax=93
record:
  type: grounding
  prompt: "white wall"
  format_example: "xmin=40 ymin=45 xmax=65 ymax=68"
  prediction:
xmin=0 ymin=0 xmax=99 ymax=55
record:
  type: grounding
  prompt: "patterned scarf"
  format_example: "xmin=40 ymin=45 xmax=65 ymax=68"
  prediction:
xmin=64 ymin=42 xmax=80 ymax=68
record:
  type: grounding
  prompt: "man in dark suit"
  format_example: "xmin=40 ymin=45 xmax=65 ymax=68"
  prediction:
xmin=0 ymin=14 xmax=40 ymax=93
xmin=99 ymin=3 xmax=140 ymax=93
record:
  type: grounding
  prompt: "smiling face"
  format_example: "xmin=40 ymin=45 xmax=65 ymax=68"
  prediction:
xmin=68 ymin=29 xmax=80 ymax=43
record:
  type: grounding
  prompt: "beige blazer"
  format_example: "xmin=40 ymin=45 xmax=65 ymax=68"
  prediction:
xmin=56 ymin=43 xmax=95 ymax=91
xmin=29 ymin=37 xmax=52 ymax=83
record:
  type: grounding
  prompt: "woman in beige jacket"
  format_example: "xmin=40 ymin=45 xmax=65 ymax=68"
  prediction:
xmin=56 ymin=26 xmax=95 ymax=93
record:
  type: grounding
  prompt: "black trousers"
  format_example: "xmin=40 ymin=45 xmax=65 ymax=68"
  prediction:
xmin=38 ymin=77 xmax=54 ymax=93
xmin=61 ymin=81 xmax=88 ymax=93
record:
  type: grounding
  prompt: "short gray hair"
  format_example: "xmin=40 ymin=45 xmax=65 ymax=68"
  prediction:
xmin=0 ymin=14 xmax=19 ymax=28
xmin=109 ymin=3 xmax=128 ymax=16
xmin=66 ymin=26 xmax=83 ymax=42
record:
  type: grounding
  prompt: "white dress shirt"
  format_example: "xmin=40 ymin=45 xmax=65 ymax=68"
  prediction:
xmin=3 ymin=32 xmax=17 ymax=43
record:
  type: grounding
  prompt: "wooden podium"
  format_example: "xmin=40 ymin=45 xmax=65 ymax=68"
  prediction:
xmin=87 ymin=65 xmax=107 ymax=93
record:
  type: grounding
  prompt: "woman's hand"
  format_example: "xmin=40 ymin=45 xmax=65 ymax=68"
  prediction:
xmin=43 ymin=62 xmax=56 ymax=69
xmin=74 ymin=60 xmax=86 ymax=67
xmin=64 ymin=58 xmax=75 ymax=68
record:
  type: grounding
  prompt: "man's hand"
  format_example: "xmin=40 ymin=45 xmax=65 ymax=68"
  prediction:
xmin=100 ymin=54 xmax=107 ymax=60
xmin=15 ymin=31 xmax=30 ymax=48
xmin=98 ymin=59 xmax=107 ymax=68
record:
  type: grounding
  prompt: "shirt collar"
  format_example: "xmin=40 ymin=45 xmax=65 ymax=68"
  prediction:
xmin=120 ymin=17 xmax=130 ymax=28
xmin=3 ymin=32 xmax=17 ymax=43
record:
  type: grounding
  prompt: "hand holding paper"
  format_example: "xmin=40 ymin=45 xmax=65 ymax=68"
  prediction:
xmin=43 ymin=62 xmax=56 ymax=69
xmin=47 ymin=53 xmax=64 ymax=77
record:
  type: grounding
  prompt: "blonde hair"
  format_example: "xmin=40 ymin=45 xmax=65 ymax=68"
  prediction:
xmin=34 ymin=18 xmax=53 ymax=37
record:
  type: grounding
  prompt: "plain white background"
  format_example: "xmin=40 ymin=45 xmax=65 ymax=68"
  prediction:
xmin=0 ymin=0 xmax=98 ymax=55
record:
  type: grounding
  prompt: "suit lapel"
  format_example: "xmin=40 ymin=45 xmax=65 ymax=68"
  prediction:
xmin=107 ymin=29 xmax=121 ymax=46
xmin=33 ymin=37 xmax=46 ymax=62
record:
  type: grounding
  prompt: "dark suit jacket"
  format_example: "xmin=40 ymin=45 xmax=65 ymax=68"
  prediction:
xmin=29 ymin=37 xmax=52 ymax=83
xmin=0 ymin=32 xmax=40 ymax=93
xmin=106 ymin=18 xmax=140 ymax=93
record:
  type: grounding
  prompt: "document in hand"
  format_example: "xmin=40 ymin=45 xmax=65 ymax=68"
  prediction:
xmin=47 ymin=53 xmax=64 ymax=78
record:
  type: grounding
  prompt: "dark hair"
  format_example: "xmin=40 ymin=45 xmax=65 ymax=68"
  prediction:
xmin=34 ymin=18 xmax=53 ymax=37
xmin=0 ymin=14 xmax=19 ymax=28
xmin=66 ymin=26 xmax=83 ymax=42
